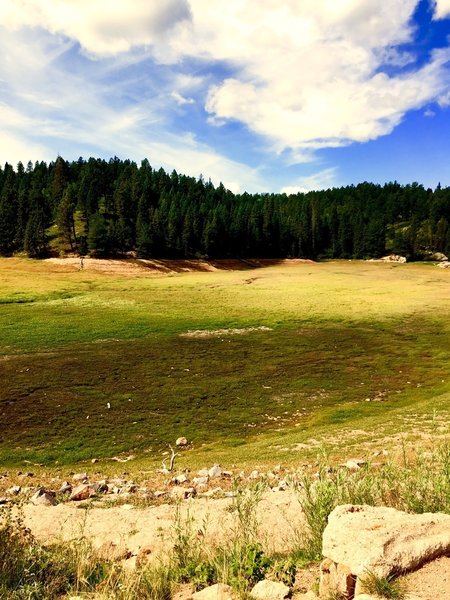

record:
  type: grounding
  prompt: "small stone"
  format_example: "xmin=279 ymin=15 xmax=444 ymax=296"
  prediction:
xmin=208 ymin=464 xmax=222 ymax=478
xmin=154 ymin=490 xmax=167 ymax=498
xmin=30 ymin=489 xmax=57 ymax=506
xmin=171 ymin=487 xmax=196 ymax=500
xmin=193 ymin=476 xmax=209 ymax=486
xmin=7 ymin=485 xmax=21 ymax=496
xmin=72 ymin=472 xmax=88 ymax=482
xmin=197 ymin=468 xmax=209 ymax=477
xmin=250 ymin=579 xmax=290 ymax=599
xmin=172 ymin=473 xmax=188 ymax=485
xmin=69 ymin=484 xmax=97 ymax=501
xmin=176 ymin=437 xmax=188 ymax=447
xmin=59 ymin=481 xmax=72 ymax=494
xmin=91 ymin=458 xmax=99 ymax=464
xmin=249 ymin=470 xmax=260 ymax=479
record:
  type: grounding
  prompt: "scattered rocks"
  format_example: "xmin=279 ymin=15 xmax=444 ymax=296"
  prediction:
xmin=250 ymin=579 xmax=291 ymax=599
xmin=320 ymin=504 xmax=450 ymax=598
xmin=379 ymin=254 xmax=407 ymax=263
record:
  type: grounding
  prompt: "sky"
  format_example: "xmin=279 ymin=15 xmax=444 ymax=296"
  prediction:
xmin=1 ymin=1 xmax=450 ymax=194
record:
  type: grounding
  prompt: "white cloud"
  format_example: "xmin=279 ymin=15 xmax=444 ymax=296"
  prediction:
xmin=433 ymin=0 xmax=450 ymax=19
xmin=171 ymin=91 xmax=195 ymax=106
xmin=183 ymin=1 xmax=450 ymax=158
xmin=281 ymin=168 xmax=339 ymax=195
xmin=0 ymin=0 xmax=191 ymax=57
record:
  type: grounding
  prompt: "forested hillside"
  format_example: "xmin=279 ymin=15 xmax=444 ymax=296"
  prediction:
xmin=0 ymin=156 xmax=449 ymax=260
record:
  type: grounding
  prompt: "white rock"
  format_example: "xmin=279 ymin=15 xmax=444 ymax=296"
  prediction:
xmin=7 ymin=485 xmax=21 ymax=495
xmin=193 ymin=476 xmax=209 ymax=486
xmin=72 ymin=472 xmax=88 ymax=482
xmin=30 ymin=489 xmax=57 ymax=506
xmin=208 ymin=464 xmax=222 ymax=478
xmin=173 ymin=474 xmax=189 ymax=485
xmin=250 ymin=579 xmax=290 ymax=599
xmin=176 ymin=437 xmax=189 ymax=447
xmin=322 ymin=504 xmax=450 ymax=596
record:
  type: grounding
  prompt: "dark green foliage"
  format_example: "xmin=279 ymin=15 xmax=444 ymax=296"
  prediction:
xmin=226 ymin=542 xmax=271 ymax=587
xmin=1 ymin=157 xmax=450 ymax=259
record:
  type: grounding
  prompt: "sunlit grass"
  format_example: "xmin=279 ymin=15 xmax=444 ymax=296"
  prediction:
xmin=0 ymin=258 xmax=448 ymax=467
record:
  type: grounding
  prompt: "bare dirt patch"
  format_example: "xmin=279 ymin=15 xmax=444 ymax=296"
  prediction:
xmin=44 ymin=257 xmax=316 ymax=276
xmin=180 ymin=326 xmax=273 ymax=338
xmin=401 ymin=556 xmax=450 ymax=600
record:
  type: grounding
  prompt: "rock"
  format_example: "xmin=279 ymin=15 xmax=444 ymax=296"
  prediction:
xmin=200 ymin=487 xmax=222 ymax=498
xmin=176 ymin=436 xmax=189 ymax=447
xmin=69 ymin=484 xmax=97 ymax=501
xmin=30 ymin=489 xmax=57 ymax=506
xmin=208 ymin=464 xmax=222 ymax=478
xmin=193 ymin=476 xmax=209 ymax=486
xmin=250 ymin=579 xmax=290 ymax=599
xmin=7 ymin=485 xmax=21 ymax=496
xmin=154 ymin=490 xmax=167 ymax=498
xmin=0 ymin=497 xmax=9 ymax=505
xmin=170 ymin=487 xmax=196 ymax=500
xmin=249 ymin=470 xmax=260 ymax=479
xmin=438 ymin=261 xmax=450 ymax=268
xmin=72 ymin=472 xmax=88 ymax=482
xmin=58 ymin=481 xmax=72 ymax=494
xmin=197 ymin=468 xmax=209 ymax=477
xmin=192 ymin=583 xmax=235 ymax=599
xmin=429 ymin=252 xmax=448 ymax=262
xmin=380 ymin=254 xmax=407 ymax=263
xmin=321 ymin=504 xmax=450 ymax=598
xmin=123 ymin=483 xmax=138 ymax=493
xmin=343 ymin=459 xmax=366 ymax=471
xmin=172 ymin=474 xmax=189 ymax=485
xmin=91 ymin=458 xmax=99 ymax=464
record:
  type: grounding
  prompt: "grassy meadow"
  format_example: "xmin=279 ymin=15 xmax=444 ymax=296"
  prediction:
xmin=0 ymin=257 xmax=449 ymax=469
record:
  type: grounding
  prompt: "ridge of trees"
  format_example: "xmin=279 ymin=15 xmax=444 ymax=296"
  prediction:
xmin=0 ymin=156 xmax=449 ymax=260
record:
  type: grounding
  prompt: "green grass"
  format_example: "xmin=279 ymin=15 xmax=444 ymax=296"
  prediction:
xmin=0 ymin=258 xmax=449 ymax=467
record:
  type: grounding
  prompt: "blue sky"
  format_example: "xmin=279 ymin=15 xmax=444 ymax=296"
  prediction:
xmin=1 ymin=1 xmax=450 ymax=193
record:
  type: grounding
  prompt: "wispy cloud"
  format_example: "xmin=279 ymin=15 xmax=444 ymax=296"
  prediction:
xmin=281 ymin=168 xmax=340 ymax=194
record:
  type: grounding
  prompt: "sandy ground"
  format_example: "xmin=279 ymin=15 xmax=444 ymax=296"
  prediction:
xmin=16 ymin=490 xmax=303 ymax=560
xmin=44 ymin=257 xmax=315 ymax=275
xmin=8 ymin=492 xmax=449 ymax=598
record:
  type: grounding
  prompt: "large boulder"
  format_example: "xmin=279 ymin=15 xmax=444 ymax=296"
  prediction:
xmin=320 ymin=505 xmax=450 ymax=598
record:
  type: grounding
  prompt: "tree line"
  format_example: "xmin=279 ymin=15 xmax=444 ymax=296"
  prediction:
xmin=0 ymin=156 xmax=449 ymax=260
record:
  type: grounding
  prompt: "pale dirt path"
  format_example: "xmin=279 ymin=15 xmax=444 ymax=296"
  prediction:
xmin=17 ymin=490 xmax=303 ymax=560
